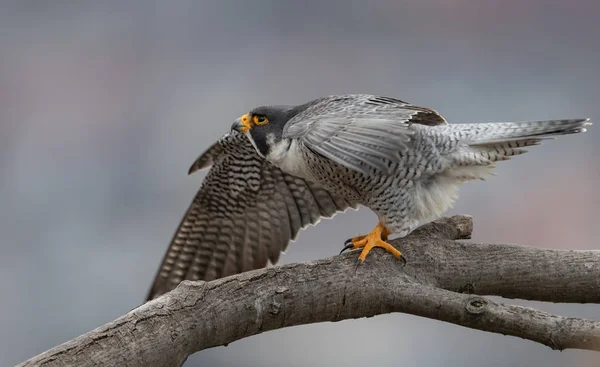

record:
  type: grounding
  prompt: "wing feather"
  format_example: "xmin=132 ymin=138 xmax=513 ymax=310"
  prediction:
xmin=282 ymin=176 xmax=315 ymax=227
xmin=306 ymin=183 xmax=337 ymax=218
xmin=292 ymin=179 xmax=323 ymax=224
xmin=283 ymin=94 xmax=447 ymax=174
xmin=278 ymin=179 xmax=304 ymax=240
xmin=146 ymin=132 xmax=357 ymax=300
xmin=265 ymin=196 xmax=285 ymax=262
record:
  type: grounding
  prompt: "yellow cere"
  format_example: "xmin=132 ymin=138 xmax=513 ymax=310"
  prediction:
xmin=239 ymin=114 xmax=251 ymax=133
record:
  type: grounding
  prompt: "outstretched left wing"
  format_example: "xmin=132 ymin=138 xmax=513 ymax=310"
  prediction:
xmin=146 ymin=131 xmax=357 ymax=301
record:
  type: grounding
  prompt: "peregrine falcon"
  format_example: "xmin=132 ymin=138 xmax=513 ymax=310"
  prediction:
xmin=147 ymin=94 xmax=591 ymax=300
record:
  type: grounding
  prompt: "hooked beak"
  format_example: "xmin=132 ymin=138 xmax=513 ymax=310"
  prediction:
xmin=231 ymin=114 xmax=251 ymax=133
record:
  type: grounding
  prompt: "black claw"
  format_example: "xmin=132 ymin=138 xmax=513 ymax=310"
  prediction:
xmin=340 ymin=240 xmax=354 ymax=255
xmin=355 ymin=257 xmax=363 ymax=271
xmin=399 ymin=255 xmax=407 ymax=267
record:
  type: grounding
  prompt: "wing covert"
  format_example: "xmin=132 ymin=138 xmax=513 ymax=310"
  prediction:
xmin=283 ymin=94 xmax=447 ymax=174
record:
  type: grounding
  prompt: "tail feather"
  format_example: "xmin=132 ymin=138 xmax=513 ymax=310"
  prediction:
xmin=469 ymin=139 xmax=540 ymax=161
xmin=446 ymin=118 xmax=592 ymax=178
xmin=453 ymin=118 xmax=591 ymax=146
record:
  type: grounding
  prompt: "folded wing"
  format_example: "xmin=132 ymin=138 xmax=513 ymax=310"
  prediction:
xmin=283 ymin=94 xmax=447 ymax=174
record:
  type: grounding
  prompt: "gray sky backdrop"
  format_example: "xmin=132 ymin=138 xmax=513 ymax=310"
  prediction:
xmin=1 ymin=1 xmax=599 ymax=366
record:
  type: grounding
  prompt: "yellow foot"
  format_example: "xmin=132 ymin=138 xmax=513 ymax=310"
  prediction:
xmin=340 ymin=221 xmax=404 ymax=263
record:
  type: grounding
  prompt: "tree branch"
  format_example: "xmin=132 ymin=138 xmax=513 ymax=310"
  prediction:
xmin=18 ymin=215 xmax=600 ymax=367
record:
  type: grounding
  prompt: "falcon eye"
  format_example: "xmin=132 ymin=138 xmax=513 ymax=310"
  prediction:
xmin=253 ymin=115 xmax=269 ymax=125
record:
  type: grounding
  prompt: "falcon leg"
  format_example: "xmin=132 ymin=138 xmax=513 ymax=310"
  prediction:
xmin=340 ymin=221 xmax=403 ymax=263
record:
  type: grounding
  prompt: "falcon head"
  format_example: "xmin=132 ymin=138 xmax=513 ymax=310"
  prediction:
xmin=231 ymin=105 xmax=299 ymax=158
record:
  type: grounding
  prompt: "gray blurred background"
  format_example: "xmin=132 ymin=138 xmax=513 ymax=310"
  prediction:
xmin=1 ymin=1 xmax=599 ymax=366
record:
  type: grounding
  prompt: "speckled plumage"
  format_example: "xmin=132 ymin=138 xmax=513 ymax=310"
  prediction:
xmin=252 ymin=95 xmax=590 ymax=235
xmin=147 ymin=94 xmax=591 ymax=300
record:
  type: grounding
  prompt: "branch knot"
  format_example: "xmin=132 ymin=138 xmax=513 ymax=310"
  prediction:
xmin=466 ymin=296 xmax=488 ymax=315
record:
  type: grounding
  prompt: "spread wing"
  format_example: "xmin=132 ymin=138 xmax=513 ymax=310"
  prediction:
xmin=283 ymin=94 xmax=448 ymax=174
xmin=146 ymin=131 xmax=358 ymax=301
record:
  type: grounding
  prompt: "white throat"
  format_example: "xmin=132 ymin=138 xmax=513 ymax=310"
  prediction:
xmin=265 ymin=136 xmax=313 ymax=181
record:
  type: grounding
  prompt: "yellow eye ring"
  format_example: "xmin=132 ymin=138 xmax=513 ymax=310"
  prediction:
xmin=253 ymin=115 xmax=269 ymax=125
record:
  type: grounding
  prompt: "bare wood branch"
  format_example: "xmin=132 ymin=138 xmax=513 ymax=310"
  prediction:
xmin=17 ymin=215 xmax=600 ymax=367
xmin=399 ymin=217 xmax=600 ymax=303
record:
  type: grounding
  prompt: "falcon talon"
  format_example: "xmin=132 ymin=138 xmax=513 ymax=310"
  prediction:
xmin=147 ymin=94 xmax=591 ymax=301
xmin=340 ymin=242 xmax=354 ymax=255
xmin=353 ymin=258 xmax=365 ymax=273
xmin=399 ymin=255 xmax=407 ymax=267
